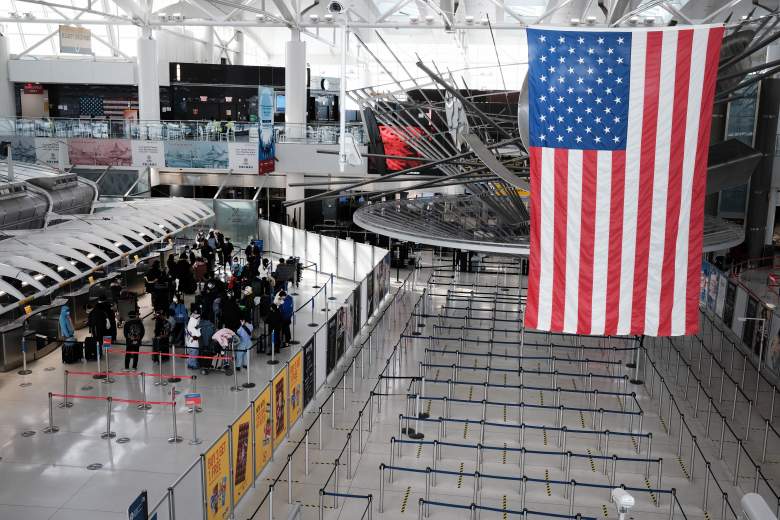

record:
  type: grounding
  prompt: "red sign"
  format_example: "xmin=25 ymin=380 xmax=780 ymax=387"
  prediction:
xmin=23 ymin=83 xmax=44 ymax=94
xmin=184 ymin=393 xmax=202 ymax=407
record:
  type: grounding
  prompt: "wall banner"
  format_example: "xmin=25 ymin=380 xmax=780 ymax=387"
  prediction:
xmin=228 ymin=142 xmax=259 ymax=173
xmin=59 ymin=25 xmax=92 ymax=54
xmin=204 ymin=432 xmax=230 ymax=520
xmin=289 ymin=351 xmax=303 ymax=426
xmin=253 ymin=386 xmax=273 ymax=476
xmin=165 ymin=141 xmax=228 ymax=169
xmin=8 ymin=136 xmax=36 ymax=164
xmin=131 ymin=140 xmax=165 ymax=168
xmin=68 ymin=138 xmax=131 ymax=166
xmin=231 ymin=408 xmax=253 ymax=506
xmin=327 ymin=313 xmax=338 ymax=375
xmin=34 ymin=137 xmax=68 ymax=167
xmin=272 ymin=368 xmax=288 ymax=448
xmin=352 ymin=287 xmax=361 ymax=340
xmin=303 ymin=338 xmax=315 ymax=407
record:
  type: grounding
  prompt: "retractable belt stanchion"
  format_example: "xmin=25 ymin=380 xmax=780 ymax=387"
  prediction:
xmin=137 ymin=372 xmax=152 ymax=410
xmin=154 ymin=350 xmax=167 ymax=387
xmin=231 ymin=347 xmax=244 ymax=391
xmin=243 ymin=346 xmax=255 ymax=388
xmin=268 ymin=331 xmax=279 ymax=365
xmin=313 ymin=263 xmax=320 ymax=288
xmin=289 ymin=310 xmax=300 ymax=346
xmin=309 ymin=299 xmax=318 ymax=327
xmin=167 ymin=343 xmax=181 ymax=383
xmin=102 ymin=340 xmax=114 ymax=383
xmin=18 ymin=335 xmax=31 ymax=382
xmin=329 ymin=273 xmax=336 ymax=300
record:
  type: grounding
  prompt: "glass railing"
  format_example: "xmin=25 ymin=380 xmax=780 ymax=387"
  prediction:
xmin=0 ymin=117 xmax=367 ymax=145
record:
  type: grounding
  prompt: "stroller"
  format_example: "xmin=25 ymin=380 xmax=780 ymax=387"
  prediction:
xmin=199 ymin=328 xmax=237 ymax=376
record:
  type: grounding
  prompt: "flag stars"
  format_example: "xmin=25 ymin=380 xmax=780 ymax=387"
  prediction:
xmin=548 ymin=124 xmax=555 ymax=132
xmin=597 ymin=37 xmax=604 ymax=44
xmin=594 ymin=136 xmax=602 ymax=143
xmin=617 ymin=36 xmax=624 ymax=44
xmin=613 ymin=135 xmax=620 ymax=143
xmin=597 ymin=57 xmax=604 ymax=64
xmin=538 ymin=95 xmax=547 ymax=102
xmin=566 ymin=106 xmax=574 ymax=113
xmin=587 ymin=47 xmax=595 ymax=54
xmin=596 ymin=77 xmax=604 ymax=84
xmin=558 ymin=56 xmax=566 ymax=63
xmin=557 ymin=135 xmax=564 ymax=142
xmin=577 ymin=36 xmax=585 ymax=44
xmin=585 ymin=127 xmax=592 ymax=133
xmin=575 ymin=136 xmax=582 ymax=143
xmin=540 ymin=55 xmax=547 ymax=63
xmin=568 ymin=47 xmax=575 ymax=54
xmin=539 ymin=35 xmax=546 ymax=42
xmin=577 ymin=57 xmax=585 ymax=64
xmin=614 ymin=97 xmax=621 ymax=103
xmin=616 ymin=57 xmax=624 ymax=64
xmin=615 ymin=77 xmax=623 ymax=84
xmin=556 ymin=115 xmax=564 ymax=123
xmin=549 ymin=45 xmax=557 ymax=53
xmin=566 ymin=126 xmax=573 ymax=133
xmin=548 ymin=85 xmax=556 ymax=93
xmin=558 ymin=76 xmax=565 ymax=83
xmin=558 ymin=36 xmax=565 ymax=44
xmin=567 ymin=87 xmax=574 ymax=94
xmin=607 ymin=48 xmax=614 ymax=54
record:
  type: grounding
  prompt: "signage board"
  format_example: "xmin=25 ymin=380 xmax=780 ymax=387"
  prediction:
xmin=59 ymin=25 xmax=92 ymax=54
xmin=128 ymin=490 xmax=148 ymax=520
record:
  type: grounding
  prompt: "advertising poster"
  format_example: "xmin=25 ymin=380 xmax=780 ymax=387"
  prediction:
xmin=724 ymin=281 xmax=737 ymax=328
xmin=715 ymin=274 xmax=727 ymax=318
xmin=253 ymin=386 xmax=273 ymax=476
xmin=231 ymin=408 xmax=253 ymax=506
xmin=767 ymin=313 xmax=780 ymax=373
xmin=352 ymin=287 xmax=361 ymax=339
xmin=366 ymin=271 xmax=375 ymax=318
xmin=288 ymin=351 xmax=303 ymax=426
xmin=204 ymin=432 xmax=230 ymax=520
xmin=743 ymin=296 xmax=759 ymax=350
xmin=68 ymin=138 xmax=132 ymax=166
xmin=327 ymin=313 xmax=338 ymax=375
xmin=258 ymin=86 xmax=275 ymax=174
xmin=8 ymin=136 xmax=36 ymax=164
xmin=373 ymin=253 xmax=390 ymax=306
xmin=35 ymin=137 xmax=68 ymax=167
xmin=336 ymin=305 xmax=346 ymax=360
xmin=700 ymin=262 xmax=710 ymax=305
xmin=228 ymin=142 xmax=259 ymax=173
xmin=131 ymin=140 xmax=165 ymax=168
xmin=303 ymin=338 xmax=315 ymax=407
xmin=345 ymin=294 xmax=355 ymax=350
xmin=707 ymin=265 xmax=718 ymax=311
xmin=59 ymin=25 xmax=92 ymax=54
xmin=165 ymin=141 xmax=229 ymax=168
xmin=272 ymin=368 xmax=288 ymax=448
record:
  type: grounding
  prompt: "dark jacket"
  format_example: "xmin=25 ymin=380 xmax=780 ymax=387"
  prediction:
xmin=123 ymin=318 xmax=145 ymax=347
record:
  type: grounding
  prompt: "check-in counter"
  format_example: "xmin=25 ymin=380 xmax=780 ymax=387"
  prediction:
xmin=119 ymin=263 xmax=145 ymax=296
xmin=62 ymin=284 xmax=91 ymax=329
xmin=0 ymin=298 xmax=67 ymax=372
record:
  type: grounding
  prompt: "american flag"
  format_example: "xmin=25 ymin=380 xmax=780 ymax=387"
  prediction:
xmin=523 ymin=25 xmax=724 ymax=337
xmin=79 ymin=96 xmax=138 ymax=118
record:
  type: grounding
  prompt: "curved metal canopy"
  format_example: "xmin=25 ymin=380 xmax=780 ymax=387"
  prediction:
xmin=354 ymin=194 xmax=743 ymax=256
xmin=0 ymin=198 xmax=213 ymax=313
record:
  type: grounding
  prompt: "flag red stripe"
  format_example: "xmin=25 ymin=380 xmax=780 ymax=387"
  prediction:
xmin=578 ymin=150 xmax=598 ymax=334
xmin=605 ymin=151 xmax=625 ymax=335
xmin=658 ymin=30 xmax=693 ymax=336
xmin=525 ymin=147 xmax=542 ymax=330
xmin=686 ymin=27 xmax=724 ymax=333
xmin=630 ymin=30 xmax=663 ymax=334
xmin=551 ymin=149 xmax=568 ymax=331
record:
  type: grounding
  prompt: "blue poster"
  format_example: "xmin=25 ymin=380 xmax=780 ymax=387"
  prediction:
xmin=259 ymin=87 xmax=274 ymax=125
xmin=164 ymin=141 xmax=228 ymax=169
xmin=9 ymin=137 xmax=36 ymax=164
xmin=700 ymin=262 xmax=710 ymax=305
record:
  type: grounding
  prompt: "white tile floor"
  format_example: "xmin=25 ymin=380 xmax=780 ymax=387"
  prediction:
xmin=232 ymin=258 xmax=760 ymax=520
xmin=0 ymin=267 xmax=358 ymax=520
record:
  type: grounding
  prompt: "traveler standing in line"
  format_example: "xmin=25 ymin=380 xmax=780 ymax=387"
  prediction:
xmin=235 ymin=317 xmax=253 ymax=370
xmin=123 ymin=311 xmax=145 ymax=370
xmin=279 ymin=291 xmax=294 ymax=348
xmin=266 ymin=303 xmax=282 ymax=354
xmin=186 ymin=306 xmax=201 ymax=369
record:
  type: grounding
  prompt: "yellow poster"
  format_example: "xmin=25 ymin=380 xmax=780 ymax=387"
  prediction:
xmin=231 ymin=407 xmax=253 ymax=506
xmin=204 ymin=432 xmax=230 ymax=520
xmin=288 ymin=351 xmax=303 ymax=426
xmin=254 ymin=385 xmax=273 ymax=476
xmin=272 ymin=367 xmax=288 ymax=448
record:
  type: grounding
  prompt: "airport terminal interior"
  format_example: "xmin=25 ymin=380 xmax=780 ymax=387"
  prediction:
xmin=4 ymin=1 xmax=780 ymax=520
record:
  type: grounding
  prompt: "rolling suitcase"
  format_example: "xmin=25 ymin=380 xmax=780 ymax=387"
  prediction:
xmin=61 ymin=339 xmax=81 ymax=364
xmin=84 ymin=336 xmax=98 ymax=361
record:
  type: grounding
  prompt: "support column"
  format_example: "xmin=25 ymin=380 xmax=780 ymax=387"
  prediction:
xmin=285 ymin=30 xmax=307 ymax=140
xmin=745 ymin=46 xmax=780 ymax=259
xmin=202 ymin=27 xmax=214 ymax=63
xmin=234 ymin=30 xmax=244 ymax=66
xmin=285 ymin=172 xmax=305 ymax=227
xmin=136 ymin=29 xmax=160 ymax=126
xmin=0 ymin=33 xmax=16 ymax=117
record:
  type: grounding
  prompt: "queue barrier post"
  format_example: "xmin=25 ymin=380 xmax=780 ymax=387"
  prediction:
xmin=190 ymin=398 xmax=201 ymax=445
xmin=168 ymin=343 xmax=181 ymax=383
xmin=168 ymin=386 xmax=182 ymax=443
xmin=59 ymin=371 xmax=73 ymax=408
xmin=138 ymin=372 xmax=152 ymax=410
xmin=101 ymin=396 xmax=116 ymax=439
xmin=44 ymin=392 xmax=59 ymax=433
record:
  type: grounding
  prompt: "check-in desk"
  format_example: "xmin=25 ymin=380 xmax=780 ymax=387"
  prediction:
xmin=0 ymin=298 xmax=67 ymax=372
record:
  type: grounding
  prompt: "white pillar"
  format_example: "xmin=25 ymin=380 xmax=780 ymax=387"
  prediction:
xmin=0 ymin=34 xmax=16 ymax=117
xmin=202 ymin=27 xmax=214 ymax=63
xmin=285 ymin=29 xmax=307 ymax=139
xmin=233 ymin=30 xmax=244 ymax=65
xmin=285 ymin=172 xmax=305 ymax=227
xmin=137 ymin=31 xmax=160 ymax=124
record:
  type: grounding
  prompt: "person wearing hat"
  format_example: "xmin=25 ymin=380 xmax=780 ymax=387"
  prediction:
xmin=123 ymin=311 xmax=145 ymax=370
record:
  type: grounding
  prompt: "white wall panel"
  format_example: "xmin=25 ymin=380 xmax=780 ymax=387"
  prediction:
xmin=356 ymin=243 xmax=373 ymax=280
xmin=315 ymin=325 xmax=328 ymax=392
xmin=281 ymin=225 xmax=294 ymax=257
xmin=306 ymin=232 xmax=321 ymax=271
xmin=338 ymin=239 xmax=355 ymax=281
xmin=293 ymin=228 xmax=306 ymax=260
xmin=9 ymin=59 xmax=135 ymax=85
xmin=276 ymin=143 xmax=367 ymax=175
xmin=269 ymin=222 xmax=282 ymax=255
xmin=321 ymin=236 xmax=338 ymax=276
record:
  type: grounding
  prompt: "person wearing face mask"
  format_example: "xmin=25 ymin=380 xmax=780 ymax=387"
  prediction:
xmin=170 ymin=293 xmax=188 ymax=347
xmin=186 ymin=305 xmax=202 ymax=369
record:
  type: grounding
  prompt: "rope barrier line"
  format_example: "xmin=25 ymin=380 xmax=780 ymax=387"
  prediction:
xmin=420 ymin=361 xmax=627 ymax=381
xmin=106 ymin=349 xmax=232 ymax=361
xmin=423 ymin=378 xmax=639 ymax=399
xmin=423 ymin=348 xmax=624 ymax=366
xmin=408 ymin=393 xmax=643 ymax=416
xmin=65 ymin=369 xmax=194 ymax=380
xmin=49 ymin=392 xmax=175 ymax=406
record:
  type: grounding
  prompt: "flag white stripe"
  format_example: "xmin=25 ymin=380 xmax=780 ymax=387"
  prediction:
xmin=644 ymin=30 xmax=678 ymax=336
xmin=537 ymin=146 xmax=556 ymax=330
xmin=591 ymin=151 xmax=612 ymax=335
xmin=672 ymin=28 xmax=709 ymax=335
xmin=617 ymin=30 xmax=647 ymax=334
xmin=564 ymin=149 xmax=583 ymax=333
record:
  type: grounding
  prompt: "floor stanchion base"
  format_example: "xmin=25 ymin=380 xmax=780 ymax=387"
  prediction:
xmin=243 ymin=382 xmax=256 ymax=389
xmin=93 ymin=373 xmax=106 ymax=380
xmin=168 ymin=436 xmax=183 ymax=443
xmin=17 ymin=369 xmax=31 ymax=375
xmin=401 ymin=427 xmax=416 ymax=435
xmin=153 ymin=381 xmax=168 ymax=387
xmin=412 ymin=331 xmax=422 ymax=336
xmin=313 ymin=285 xmax=321 ymax=289
xmin=101 ymin=378 xmax=115 ymax=384
xmin=629 ymin=379 xmax=644 ymax=385
xmin=408 ymin=432 xmax=425 ymax=440
xmin=328 ymin=296 xmax=337 ymax=301
xmin=100 ymin=432 xmax=117 ymax=439
xmin=186 ymin=407 xmax=203 ymax=414
xmin=167 ymin=377 xmax=182 ymax=383
xmin=289 ymin=340 xmax=300 ymax=345
xmin=419 ymin=413 xmax=430 ymax=420
xmin=43 ymin=426 xmax=59 ymax=434
xmin=19 ymin=382 xmax=31 ymax=388
xmin=308 ymin=323 xmax=319 ymax=327
xmin=137 ymin=404 xmax=152 ymax=410
xmin=189 ymin=438 xmax=202 ymax=445
xmin=267 ymin=359 xmax=280 ymax=365
xmin=58 ymin=402 xmax=73 ymax=409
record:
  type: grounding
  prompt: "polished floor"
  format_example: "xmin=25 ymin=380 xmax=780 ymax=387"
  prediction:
xmin=0 ymin=267 xmax=357 ymax=520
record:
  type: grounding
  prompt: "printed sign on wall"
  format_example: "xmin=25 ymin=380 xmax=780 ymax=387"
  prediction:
xmin=68 ymin=138 xmax=131 ymax=166
xmin=8 ymin=136 xmax=36 ymax=164
xmin=272 ymin=368 xmax=288 ymax=448
xmin=131 ymin=140 xmax=165 ymax=168
xmin=231 ymin=408 xmax=253 ymax=506
xmin=288 ymin=350 xmax=303 ymax=425
xmin=59 ymin=25 xmax=92 ymax=54
xmin=34 ymin=137 xmax=68 ymax=167
xmin=254 ymin=386 xmax=273 ymax=476
xmin=204 ymin=432 xmax=230 ymax=520
xmin=303 ymin=338 xmax=315 ymax=407
xmin=228 ymin=142 xmax=259 ymax=173
xmin=164 ymin=141 xmax=228 ymax=169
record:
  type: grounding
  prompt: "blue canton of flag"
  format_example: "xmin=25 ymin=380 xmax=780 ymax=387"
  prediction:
xmin=528 ymin=28 xmax=631 ymax=151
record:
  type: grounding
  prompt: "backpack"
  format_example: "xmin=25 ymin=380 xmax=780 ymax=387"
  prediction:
xmin=174 ymin=303 xmax=188 ymax=323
